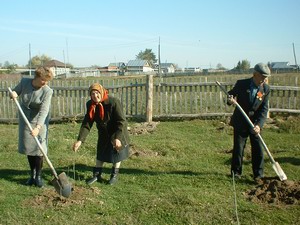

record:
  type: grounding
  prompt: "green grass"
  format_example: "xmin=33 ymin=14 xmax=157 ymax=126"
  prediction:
xmin=0 ymin=117 xmax=299 ymax=224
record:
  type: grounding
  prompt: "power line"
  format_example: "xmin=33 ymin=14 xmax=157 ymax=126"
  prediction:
xmin=0 ymin=45 xmax=28 ymax=60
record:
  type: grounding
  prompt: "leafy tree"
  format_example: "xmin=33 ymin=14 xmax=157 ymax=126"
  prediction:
xmin=28 ymin=54 xmax=52 ymax=68
xmin=66 ymin=63 xmax=74 ymax=69
xmin=90 ymin=64 xmax=101 ymax=68
xmin=216 ymin=63 xmax=226 ymax=70
xmin=136 ymin=48 xmax=157 ymax=64
xmin=235 ymin=60 xmax=250 ymax=70
xmin=236 ymin=61 xmax=241 ymax=70
xmin=3 ymin=61 xmax=10 ymax=68
xmin=1 ymin=61 xmax=17 ymax=73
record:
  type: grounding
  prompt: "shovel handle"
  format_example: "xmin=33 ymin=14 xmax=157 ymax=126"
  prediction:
xmin=8 ymin=87 xmax=59 ymax=179
xmin=216 ymin=81 xmax=230 ymax=96
xmin=215 ymin=81 xmax=276 ymax=164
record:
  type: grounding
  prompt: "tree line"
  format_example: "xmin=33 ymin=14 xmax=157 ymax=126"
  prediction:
xmin=1 ymin=49 xmax=252 ymax=73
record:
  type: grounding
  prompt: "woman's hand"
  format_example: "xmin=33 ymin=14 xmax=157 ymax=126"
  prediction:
xmin=112 ymin=139 xmax=122 ymax=151
xmin=10 ymin=91 xmax=18 ymax=99
xmin=31 ymin=125 xmax=41 ymax=137
xmin=73 ymin=141 xmax=82 ymax=152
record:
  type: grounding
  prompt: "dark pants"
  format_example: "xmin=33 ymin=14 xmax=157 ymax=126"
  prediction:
xmin=231 ymin=128 xmax=264 ymax=178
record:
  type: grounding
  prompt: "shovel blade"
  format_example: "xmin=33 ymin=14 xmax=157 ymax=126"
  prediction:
xmin=272 ymin=162 xmax=287 ymax=181
xmin=51 ymin=172 xmax=72 ymax=198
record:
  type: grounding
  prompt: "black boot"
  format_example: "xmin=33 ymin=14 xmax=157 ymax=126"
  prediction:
xmin=35 ymin=170 xmax=44 ymax=188
xmin=26 ymin=169 xmax=36 ymax=186
xmin=26 ymin=156 xmax=36 ymax=186
xmin=86 ymin=167 xmax=102 ymax=185
xmin=35 ymin=156 xmax=44 ymax=188
xmin=108 ymin=167 xmax=119 ymax=185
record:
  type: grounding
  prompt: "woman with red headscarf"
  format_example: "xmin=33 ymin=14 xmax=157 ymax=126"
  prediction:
xmin=72 ymin=83 xmax=130 ymax=185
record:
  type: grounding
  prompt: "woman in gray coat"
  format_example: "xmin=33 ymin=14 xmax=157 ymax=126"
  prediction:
xmin=73 ymin=83 xmax=130 ymax=185
xmin=10 ymin=66 xmax=54 ymax=187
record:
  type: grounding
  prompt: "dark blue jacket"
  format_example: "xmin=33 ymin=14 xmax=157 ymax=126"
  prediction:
xmin=228 ymin=78 xmax=270 ymax=131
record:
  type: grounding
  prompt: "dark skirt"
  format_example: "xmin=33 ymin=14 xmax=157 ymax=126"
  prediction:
xmin=96 ymin=141 xmax=129 ymax=163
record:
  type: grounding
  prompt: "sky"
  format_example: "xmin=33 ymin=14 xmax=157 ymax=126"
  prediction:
xmin=1 ymin=0 xmax=300 ymax=69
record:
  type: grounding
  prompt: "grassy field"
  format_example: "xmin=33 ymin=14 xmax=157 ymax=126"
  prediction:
xmin=0 ymin=116 xmax=299 ymax=224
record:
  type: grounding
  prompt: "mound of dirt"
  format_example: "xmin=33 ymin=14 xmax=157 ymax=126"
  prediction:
xmin=129 ymin=143 xmax=159 ymax=157
xmin=23 ymin=186 xmax=103 ymax=208
xmin=245 ymin=179 xmax=300 ymax=205
xmin=128 ymin=122 xmax=159 ymax=135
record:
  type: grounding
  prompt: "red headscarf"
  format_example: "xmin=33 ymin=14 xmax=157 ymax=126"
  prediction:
xmin=88 ymin=83 xmax=109 ymax=120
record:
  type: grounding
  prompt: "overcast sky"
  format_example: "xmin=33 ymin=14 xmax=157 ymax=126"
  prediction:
xmin=1 ymin=0 xmax=299 ymax=69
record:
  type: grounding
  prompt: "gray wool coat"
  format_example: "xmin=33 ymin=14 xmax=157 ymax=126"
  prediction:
xmin=13 ymin=78 xmax=53 ymax=156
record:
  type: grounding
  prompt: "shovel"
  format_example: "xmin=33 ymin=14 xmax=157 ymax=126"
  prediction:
xmin=216 ymin=81 xmax=287 ymax=181
xmin=8 ymin=87 xmax=72 ymax=197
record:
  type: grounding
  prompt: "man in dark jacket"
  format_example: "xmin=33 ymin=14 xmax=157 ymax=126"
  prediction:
xmin=227 ymin=63 xmax=271 ymax=182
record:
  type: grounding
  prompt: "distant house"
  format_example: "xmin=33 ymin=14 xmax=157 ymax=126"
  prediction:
xmin=98 ymin=66 xmax=109 ymax=73
xmin=270 ymin=62 xmax=296 ymax=72
xmin=126 ymin=59 xmax=154 ymax=74
xmin=43 ymin=59 xmax=70 ymax=76
xmin=160 ymin=63 xmax=176 ymax=73
xmin=108 ymin=62 xmax=126 ymax=75
xmin=183 ymin=67 xmax=197 ymax=73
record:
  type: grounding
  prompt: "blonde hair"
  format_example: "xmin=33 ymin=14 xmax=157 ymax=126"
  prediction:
xmin=35 ymin=66 xmax=53 ymax=81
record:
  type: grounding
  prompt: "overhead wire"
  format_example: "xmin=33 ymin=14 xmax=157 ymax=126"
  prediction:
xmin=0 ymin=45 xmax=28 ymax=62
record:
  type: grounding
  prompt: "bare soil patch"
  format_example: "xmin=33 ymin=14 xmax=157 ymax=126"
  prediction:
xmin=129 ymin=143 xmax=159 ymax=157
xmin=23 ymin=186 xmax=103 ymax=208
xmin=128 ymin=122 xmax=160 ymax=157
xmin=245 ymin=179 xmax=300 ymax=205
xmin=128 ymin=122 xmax=159 ymax=135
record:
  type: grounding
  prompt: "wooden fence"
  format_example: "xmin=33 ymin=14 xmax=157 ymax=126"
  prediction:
xmin=0 ymin=74 xmax=300 ymax=123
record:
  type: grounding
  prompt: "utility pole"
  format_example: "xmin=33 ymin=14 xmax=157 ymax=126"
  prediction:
xmin=293 ymin=43 xmax=298 ymax=69
xmin=66 ymin=38 xmax=69 ymax=64
xmin=158 ymin=36 xmax=161 ymax=83
xmin=63 ymin=50 xmax=67 ymax=76
xmin=29 ymin=43 xmax=32 ymax=76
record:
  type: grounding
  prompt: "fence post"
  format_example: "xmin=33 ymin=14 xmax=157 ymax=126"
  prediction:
xmin=146 ymin=74 xmax=153 ymax=122
xmin=266 ymin=78 xmax=270 ymax=118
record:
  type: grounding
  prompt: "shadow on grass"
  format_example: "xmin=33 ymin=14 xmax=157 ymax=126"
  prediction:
xmin=223 ymin=156 xmax=300 ymax=166
xmin=0 ymin=169 xmax=29 ymax=185
xmin=0 ymin=163 xmax=239 ymax=185
xmin=222 ymin=147 xmax=300 ymax=166
xmin=0 ymin=165 xmax=91 ymax=186
xmin=64 ymin=163 xmax=204 ymax=178
xmin=277 ymin=156 xmax=300 ymax=166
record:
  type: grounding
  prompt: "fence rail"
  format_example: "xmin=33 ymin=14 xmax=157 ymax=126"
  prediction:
xmin=0 ymin=75 xmax=300 ymax=123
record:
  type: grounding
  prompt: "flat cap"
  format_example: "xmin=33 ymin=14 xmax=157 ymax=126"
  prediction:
xmin=254 ymin=63 xmax=271 ymax=77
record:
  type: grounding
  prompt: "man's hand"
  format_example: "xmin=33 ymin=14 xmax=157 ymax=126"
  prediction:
xmin=252 ymin=125 xmax=261 ymax=134
xmin=227 ymin=95 xmax=235 ymax=105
